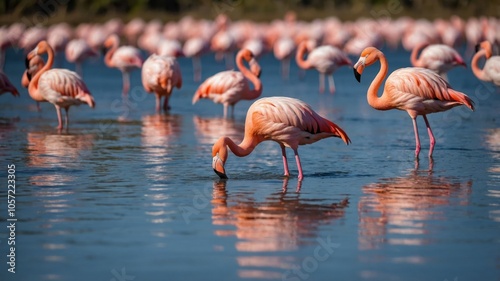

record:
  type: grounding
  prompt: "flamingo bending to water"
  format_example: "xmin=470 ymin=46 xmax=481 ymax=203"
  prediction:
xmin=411 ymin=43 xmax=466 ymax=81
xmin=212 ymin=96 xmax=351 ymax=181
xmin=192 ymin=49 xmax=262 ymax=118
xmin=27 ymin=41 xmax=95 ymax=130
xmin=353 ymin=47 xmax=474 ymax=158
xmin=104 ymin=34 xmax=143 ymax=96
xmin=471 ymin=40 xmax=500 ymax=86
xmin=141 ymin=54 xmax=182 ymax=112
xmin=296 ymin=41 xmax=352 ymax=94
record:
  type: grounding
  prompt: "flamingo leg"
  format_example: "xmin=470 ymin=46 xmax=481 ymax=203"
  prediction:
xmin=163 ymin=95 xmax=170 ymax=111
xmin=224 ymin=52 xmax=233 ymax=69
xmin=155 ymin=94 xmax=161 ymax=112
xmin=64 ymin=107 xmax=70 ymax=129
xmin=328 ymin=74 xmax=336 ymax=94
xmin=193 ymin=56 xmax=201 ymax=82
xmin=36 ymin=101 xmax=41 ymax=112
xmin=422 ymin=115 xmax=436 ymax=158
xmin=319 ymin=73 xmax=325 ymax=93
xmin=412 ymin=117 xmax=421 ymax=158
xmin=282 ymin=58 xmax=290 ymax=80
xmin=280 ymin=145 xmax=290 ymax=177
xmin=223 ymin=104 xmax=228 ymax=118
xmin=293 ymin=148 xmax=304 ymax=181
xmin=122 ymin=71 xmax=130 ymax=97
xmin=76 ymin=62 xmax=83 ymax=78
xmin=55 ymin=105 xmax=63 ymax=130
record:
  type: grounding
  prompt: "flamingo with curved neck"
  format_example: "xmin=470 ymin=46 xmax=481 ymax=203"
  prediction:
xmin=104 ymin=34 xmax=143 ymax=96
xmin=22 ymin=54 xmax=46 ymax=111
xmin=27 ymin=41 xmax=95 ymax=130
xmin=471 ymin=40 xmax=500 ymax=85
xmin=192 ymin=48 xmax=262 ymax=117
xmin=411 ymin=42 xmax=466 ymax=81
xmin=353 ymin=47 xmax=474 ymax=158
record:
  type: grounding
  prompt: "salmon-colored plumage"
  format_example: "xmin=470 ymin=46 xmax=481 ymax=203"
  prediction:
xmin=354 ymin=47 xmax=474 ymax=158
xmin=192 ymin=48 xmax=262 ymax=118
xmin=212 ymin=96 xmax=350 ymax=181
xmin=472 ymin=40 xmax=500 ymax=86
xmin=411 ymin=43 xmax=466 ymax=81
xmin=141 ymin=54 xmax=182 ymax=111
xmin=27 ymin=41 xmax=95 ymax=130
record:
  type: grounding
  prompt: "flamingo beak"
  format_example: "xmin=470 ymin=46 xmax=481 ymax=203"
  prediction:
xmin=353 ymin=58 xmax=365 ymax=83
xmin=212 ymin=154 xmax=227 ymax=179
xmin=475 ymin=44 xmax=480 ymax=53
xmin=249 ymin=58 xmax=261 ymax=78
xmin=26 ymin=47 xmax=38 ymax=61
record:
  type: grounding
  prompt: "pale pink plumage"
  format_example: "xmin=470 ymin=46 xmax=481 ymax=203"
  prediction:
xmin=27 ymin=41 xmax=95 ymax=130
xmin=354 ymin=47 xmax=474 ymax=158
xmin=211 ymin=96 xmax=350 ymax=181
xmin=183 ymin=37 xmax=209 ymax=81
xmin=472 ymin=40 xmax=500 ymax=86
xmin=273 ymin=37 xmax=295 ymax=79
xmin=411 ymin=43 xmax=466 ymax=80
xmin=65 ymin=39 xmax=98 ymax=77
xmin=193 ymin=49 xmax=262 ymax=118
xmin=141 ymin=54 xmax=182 ymax=111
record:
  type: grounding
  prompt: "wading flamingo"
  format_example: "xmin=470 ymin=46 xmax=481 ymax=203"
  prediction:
xmin=183 ymin=37 xmax=209 ymax=82
xmin=273 ymin=37 xmax=295 ymax=80
xmin=65 ymin=39 xmax=98 ymax=77
xmin=212 ymin=96 xmax=350 ymax=181
xmin=472 ymin=40 xmax=500 ymax=86
xmin=296 ymin=41 xmax=352 ymax=94
xmin=192 ymin=49 xmax=262 ymax=118
xmin=411 ymin=43 xmax=466 ymax=81
xmin=104 ymin=34 xmax=143 ymax=96
xmin=22 ymin=54 xmax=46 ymax=111
xmin=0 ymin=72 xmax=19 ymax=97
xmin=27 ymin=41 xmax=95 ymax=130
xmin=353 ymin=47 xmax=474 ymax=158
xmin=141 ymin=54 xmax=182 ymax=112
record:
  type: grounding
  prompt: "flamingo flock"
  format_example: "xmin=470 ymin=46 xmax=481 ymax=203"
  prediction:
xmin=1 ymin=14 xmax=498 ymax=181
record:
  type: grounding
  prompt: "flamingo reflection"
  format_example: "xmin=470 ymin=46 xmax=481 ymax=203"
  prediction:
xmin=358 ymin=160 xmax=472 ymax=250
xmin=193 ymin=115 xmax=244 ymax=146
xmin=212 ymin=178 xmax=348 ymax=278
xmin=485 ymin=128 xmax=500 ymax=223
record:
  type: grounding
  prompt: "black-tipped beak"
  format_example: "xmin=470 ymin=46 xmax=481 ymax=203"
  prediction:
xmin=475 ymin=44 xmax=480 ymax=53
xmin=213 ymin=169 xmax=228 ymax=179
xmin=354 ymin=68 xmax=361 ymax=83
xmin=25 ymin=56 xmax=30 ymax=68
xmin=257 ymin=69 xmax=262 ymax=78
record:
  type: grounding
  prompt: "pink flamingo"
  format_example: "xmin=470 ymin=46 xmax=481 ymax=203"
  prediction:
xmin=353 ymin=47 xmax=475 ymax=158
xmin=211 ymin=96 xmax=351 ymax=181
xmin=22 ymin=54 xmax=46 ymax=111
xmin=296 ymin=41 xmax=352 ymax=94
xmin=183 ymin=37 xmax=209 ymax=82
xmin=411 ymin=43 xmax=466 ymax=81
xmin=141 ymin=54 xmax=182 ymax=112
xmin=65 ymin=39 xmax=98 ymax=77
xmin=192 ymin=49 xmax=262 ymax=118
xmin=472 ymin=40 xmax=500 ymax=86
xmin=27 ymin=41 xmax=95 ymax=130
xmin=273 ymin=36 xmax=295 ymax=80
xmin=0 ymin=71 xmax=19 ymax=97
xmin=104 ymin=34 xmax=143 ymax=96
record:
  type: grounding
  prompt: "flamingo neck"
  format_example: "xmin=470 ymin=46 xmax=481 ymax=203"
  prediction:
xmin=367 ymin=52 xmax=392 ymax=111
xmin=104 ymin=38 xmax=118 ymax=67
xmin=28 ymin=45 xmax=54 ymax=95
xmin=236 ymin=54 xmax=262 ymax=100
xmin=471 ymin=49 xmax=488 ymax=81
xmin=295 ymin=42 xmax=311 ymax=69
xmin=410 ymin=42 xmax=427 ymax=67
xmin=214 ymin=136 xmax=258 ymax=163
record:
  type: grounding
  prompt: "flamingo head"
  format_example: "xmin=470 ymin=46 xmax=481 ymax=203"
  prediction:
xmin=27 ymin=40 xmax=50 ymax=60
xmin=249 ymin=58 xmax=261 ymax=78
xmin=353 ymin=47 xmax=382 ymax=82
xmin=240 ymin=48 xmax=261 ymax=78
xmin=475 ymin=40 xmax=492 ymax=59
xmin=212 ymin=138 xmax=229 ymax=179
xmin=103 ymin=34 xmax=119 ymax=49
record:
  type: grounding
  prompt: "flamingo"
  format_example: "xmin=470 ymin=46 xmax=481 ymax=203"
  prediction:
xmin=65 ymin=39 xmax=98 ymax=77
xmin=471 ymin=40 xmax=500 ymax=86
xmin=104 ymin=34 xmax=143 ymax=96
xmin=353 ymin=47 xmax=475 ymax=158
xmin=141 ymin=54 xmax=182 ymax=112
xmin=183 ymin=37 xmax=209 ymax=82
xmin=211 ymin=96 xmax=351 ymax=181
xmin=296 ymin=40 xmax=352 ymax=94
xmin=411 ymin=43 xmax=466 ymax=81
xmin=27 ymin=41 xmax=95 ymax=130
xmin=22 ymin=54 xmax=46 ymax=111
xmin=273 ymin=36 xmax=295 ymax=80
xmin=192 ymin=49 xmax=262 ymax=118
xmin=0 ymin=72 xmax=19 ymax=97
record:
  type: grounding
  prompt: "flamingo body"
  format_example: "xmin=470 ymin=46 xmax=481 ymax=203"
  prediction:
xmin=472 ymin=41 xmax=500 ymax=86
xmin=212 ymin=96 xmax=350 ymax=181
xmin=411 ymin=44 xmax=466 ymax=79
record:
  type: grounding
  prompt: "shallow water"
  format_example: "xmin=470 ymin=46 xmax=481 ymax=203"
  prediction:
xmin=0 ymin=46 xmax=499 ymax=281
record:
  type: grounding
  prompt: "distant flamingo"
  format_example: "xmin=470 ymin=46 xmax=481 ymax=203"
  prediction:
xmin=211 ymin=96 xmax=350 ymax=181
xmin=192 ymin=49 xmax=262 ymax=118
xmin=353 ymin=47 xmax=474 ymax=158
xmin=273 ymin=37 xmax=295 ymax=80
xmin=411 ymin=43 xmax=466 ymax=81
xmin=296 ymin=41 xmax=352 ymax=94
xmin=27 ymin=41 xmax=95 ymax=130
xmin=183 ymin=37 xmax=209 ymax=82
xmin=0 ymin=72 xmax=19 ymax=97
xmin=22 ymin=54 xmax=46 ymax=111
xmin=471 ymin=40 xmax=500 ymax=86
xmin=104 ymin=34 xmax=143 ymax=96
xmin=65 ymin=39 xmax=98 ymax=77
xmin=141 ymin=54 xmax=182 ymax=112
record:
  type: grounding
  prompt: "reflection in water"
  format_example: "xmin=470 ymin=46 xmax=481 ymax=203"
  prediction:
xmin=358 ymin=160 xmax=472 ymax=251
xmin=27 ymin=131 xmax=95 ymax=186
xmin=485 ymin=129 xmax=500 ymax=223
xmin=193 ymin=115 xmax=244 ymax=146
xmin=212 ymin=178 xmax=348 ymax=279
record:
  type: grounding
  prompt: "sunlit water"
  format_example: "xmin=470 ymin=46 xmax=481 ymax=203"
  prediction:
xmin=0 ymin=45 xmax=499 ymax=281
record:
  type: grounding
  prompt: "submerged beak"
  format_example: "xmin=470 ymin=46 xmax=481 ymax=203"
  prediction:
xmin=212 ymin=154 xmax=227 ymax=179
xmin=353 ymin=58 xmax=365 ymax=83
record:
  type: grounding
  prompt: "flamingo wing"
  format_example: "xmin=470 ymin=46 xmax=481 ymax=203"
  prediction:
xmin=39 ymin=69 xmax=94 ymax=107
xmin=484 ymin=57 xmax=500 ymax=85
xmin=113 ymin=46 xmax=143 ymax=68
xmin=248 ymin=97 xmax=350 ymax=146
xmin=192 ymin=71 xmax=247 ymax=104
